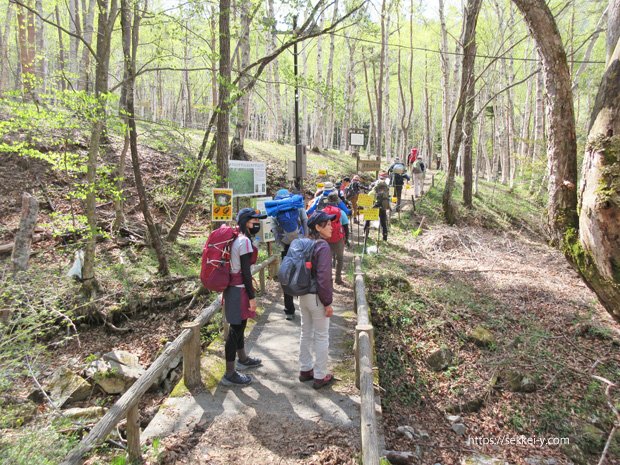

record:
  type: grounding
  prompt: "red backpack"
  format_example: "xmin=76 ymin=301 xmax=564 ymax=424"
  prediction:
xmin=322 ymin=205 xmax=344 ymax=244
xmin=200 ymin=224 xmax=239 ymax=292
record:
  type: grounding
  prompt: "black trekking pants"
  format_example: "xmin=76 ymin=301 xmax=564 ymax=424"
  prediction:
xmin=225 ymin=319 xmax=248 ymax=362
xmin=281 ymin=244 xmax=295 ymax=314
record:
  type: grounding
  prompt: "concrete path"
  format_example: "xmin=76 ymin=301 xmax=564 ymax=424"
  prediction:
xmin=143 ymin=245 xmax=382 ymax=463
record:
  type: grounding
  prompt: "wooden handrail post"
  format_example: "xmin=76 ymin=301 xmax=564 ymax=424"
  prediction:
xmin=355 ymin=324 xmax=373 ymax=389
xmin=359 ymin=332 xmax=380 ymax=465
xmin=182 ymin=321 xmax=202 ymax=389
xmin=259 ymin=267 xmax=265 ymax=293
xmin=126 ymin=404 xmax=142 ymax=464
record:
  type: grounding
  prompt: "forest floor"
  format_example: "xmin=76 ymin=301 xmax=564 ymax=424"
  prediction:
xmin=0 ymin=129 xmax=619 ymax=465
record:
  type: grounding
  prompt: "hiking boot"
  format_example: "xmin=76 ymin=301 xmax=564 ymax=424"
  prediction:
xmin=237 ymin=356 xmax=262 ymax=370
xmin=222 ymin=371 xmax=252 ymax=385
xmin=299 ymin=369 xmax=314 ymax=382
xmin=285 ymin=313 xmax=295 ymax=321
xmin=313 ymin=374 xmax=335 ymax=390
xmin=335 ymin=278 xmax=346 ymax=286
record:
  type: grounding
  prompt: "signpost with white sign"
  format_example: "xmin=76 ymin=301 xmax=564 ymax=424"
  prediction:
xmin=229 ymin=160 xmax=267 ymax=197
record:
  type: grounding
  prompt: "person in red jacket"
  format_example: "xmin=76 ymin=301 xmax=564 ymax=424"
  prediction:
xmin=298 ymin=211 xmax=336 ymax=389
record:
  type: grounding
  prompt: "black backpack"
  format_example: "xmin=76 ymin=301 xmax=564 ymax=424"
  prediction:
xmin=278 ymin=238 xmax=317 ymax=296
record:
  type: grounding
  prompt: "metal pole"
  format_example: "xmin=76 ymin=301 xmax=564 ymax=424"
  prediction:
xmin=293 ymin=15 xmax=303 ymax=193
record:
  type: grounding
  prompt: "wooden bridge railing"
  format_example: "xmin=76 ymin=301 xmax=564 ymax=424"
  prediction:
xmin=61 ymin=254 xmax=279 ymax=465
xmin=353 ymin=255 xmax=380 ymax=465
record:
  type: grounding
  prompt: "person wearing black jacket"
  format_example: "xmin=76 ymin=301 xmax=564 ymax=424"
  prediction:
xmin=387 ymin=160 xmax=410 ymax=212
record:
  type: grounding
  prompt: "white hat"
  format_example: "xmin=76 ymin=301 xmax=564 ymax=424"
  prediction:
xmin=322 ymin=181 xmax=334 ymax=190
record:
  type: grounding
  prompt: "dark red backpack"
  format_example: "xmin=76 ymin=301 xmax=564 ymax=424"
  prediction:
xmin=200 ymin=224 xmax=239 ymax=292
xmin=322 ymin=205 xmax=344 ymax=244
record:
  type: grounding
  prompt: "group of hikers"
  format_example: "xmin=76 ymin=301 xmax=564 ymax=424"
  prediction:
xmin=204 ymin=152 xmax=427 ymax=389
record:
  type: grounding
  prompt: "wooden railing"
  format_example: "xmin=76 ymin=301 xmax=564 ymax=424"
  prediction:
xmin=353 ymin=255 xmax=380 ymax=465
xmin=61 ymin=254 xmax=279 ymax=465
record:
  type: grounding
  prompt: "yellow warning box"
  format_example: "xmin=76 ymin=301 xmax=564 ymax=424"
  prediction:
xmin=391 ymin=197 xmax=398 ymax=203
xmin=318 ymin=169 xmax=328 ymax=175
xmin=363 ymin=208 xmax=380 ymax=221
xmin=357 ymin=193 xmax=374 ymax=207
xmin=212 ymin=188 xmax=233 ymax=221
xmin=316 ymin=182 xmax=324 ymax=189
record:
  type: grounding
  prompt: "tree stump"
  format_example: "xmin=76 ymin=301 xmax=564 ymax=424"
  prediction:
xmin=11 ymin=193 xmax=39 ymax=272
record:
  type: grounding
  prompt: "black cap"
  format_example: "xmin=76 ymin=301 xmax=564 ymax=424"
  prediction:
xmin=236 ymin=207 xmax=267 ymax=224
xmin=307 ymin=210 xmax=336 ymax=228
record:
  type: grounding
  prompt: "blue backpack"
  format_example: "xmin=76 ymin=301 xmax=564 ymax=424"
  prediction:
xmin=266 ymin=191 xmax=304 ymax=244
xmin=277 ymin=238 xmax=316 ymax=296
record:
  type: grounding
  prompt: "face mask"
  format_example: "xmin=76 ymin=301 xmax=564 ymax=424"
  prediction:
xmin=249 ymin=224 xmax=261 ymax=235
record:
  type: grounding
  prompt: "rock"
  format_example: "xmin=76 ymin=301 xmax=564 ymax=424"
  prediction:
xmin=62 ymin=406 xmax=107 ymax=421
xmin=452 ymin=423 xmax=466 ymax=436
xmin=468 ymin=326 xmax=496 ymax=348
xmin=460 ymin=454 xmax=509 ymax=465
xmin=385 ymin=450 xmax=419 ymax=465
xmin=446 ymin=415 xmax=462 ymax=423
xmin=152 ymin=342 xmax=183 ymax=388
xmin=396 ymin=425 xmax=416 ymax=440
xmin=85 ymin=350 xmax=145 ymax=394
xmin=418 ymin=429 xmax=430 ymax=440
xmin=445 ymin=397 xmax=484 ymax=414
xmin=500 ymin=370 xmax=538 ymax=393
xmin=525 ymin=458 xmax=557 ymax=465
xmin=426 ymin=348 xmax=454 ymax=372
xmin=46 ymin=367 xmax=91 ymax=407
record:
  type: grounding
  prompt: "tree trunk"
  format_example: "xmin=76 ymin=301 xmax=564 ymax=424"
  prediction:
xmin=340 ymin=33 xmax=356 ymax=152
xmin=439 ymin=0 xmax=450 ymax=170
xmin=362 ymin=48 xmax=376 ymax=155
xmin=576 ymin=14 xmax=620 ymax=320
xmin=79 ymin=0 xmax=96 ymax=91
xmin=231 ymin=0 xmax=250 ymax=161
xmin=81 ymin=0 xmax=118 ymax=297
xmin=376 ymin=0 xmax=387 ymax=160
xmin=512 ymin=0 xmax=578 ymax=244
xmin=442 ymin=0 xmax=482 ymax=224
xmin=217 ymin=0 xmax=231 ymax=189
xmin=54 ymin=6 xmax=66 ymax=90
xmin=0 ymin=3 xmax=14 ymax=93
xmin=324 ymin=0 xmax=338 ymax=150
xmin=462 ymin=62 xmax=476 ymax=208
xmin=529 ymin=66 xmax=545 ymax=192
xmin=120 ymin=0 xmax=168 ymax=275
xmin=311 ymin=18 xmax=324 ymax=150
xmin=423 ymin=55 xmax=433 ymax=167
xmin=16 ymin=1 xmax=36 ymax=97
xmin=68 ymin=0 xmax=81 ymax=88
xmin=35 ymin=0 xmax=46 ymax=91
xmin=266 ymin=0 xmax=282 ymax=141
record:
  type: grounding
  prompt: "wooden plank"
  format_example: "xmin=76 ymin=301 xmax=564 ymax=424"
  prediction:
xmin=359 ymin=332 xmax=380 ymax=465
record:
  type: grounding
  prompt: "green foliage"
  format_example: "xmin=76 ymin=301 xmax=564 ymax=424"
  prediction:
xmin=0 ymin=426 xmax=78 ymax=465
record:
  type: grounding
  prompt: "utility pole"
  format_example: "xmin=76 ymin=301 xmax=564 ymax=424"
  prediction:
xmin=293 ymin=15 xmax=304 ymax=193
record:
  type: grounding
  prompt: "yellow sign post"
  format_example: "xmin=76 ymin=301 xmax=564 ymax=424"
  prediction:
xmin=318 ymin=169 xmax=328 ymax=175
xmin=212 ymin=188 xmax=233 ymax=221
xmin=363 ymin=208 xmax=380 ymax=221
xmin=357 ymin=193 xmax=374 ymax=208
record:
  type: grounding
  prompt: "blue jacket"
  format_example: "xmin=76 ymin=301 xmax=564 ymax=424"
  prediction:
xmin=307 ymin=190 xmax=351 ymax=216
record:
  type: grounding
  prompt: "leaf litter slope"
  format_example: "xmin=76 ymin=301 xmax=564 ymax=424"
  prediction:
xmin=365 ymin=184 xmax=620 ymax=465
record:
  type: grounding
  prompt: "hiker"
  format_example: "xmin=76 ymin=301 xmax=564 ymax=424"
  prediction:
xmin=345 ymin=175 xmax=369 ymax=223
xmin=326 ymin=191 xmax=347 ymax=284
xmin=364 ymin=177 xmax=390 ymax=241
xmin=387 ymin=159 xmax=410 ymax=212
xmin=411 ymin=156 xmax=426 ymax=198
xmin=298 ymin=211 xmax=336 ymax=389
xmin=269 ymin=189 xmax=308 ymax=321
xmin=407 ymin=147 xmax=418 ymax=168
xmin=307 ymin=181 xmax=351 ymax=217
xmin=222 ymin=208 xmax=266 ymax=386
